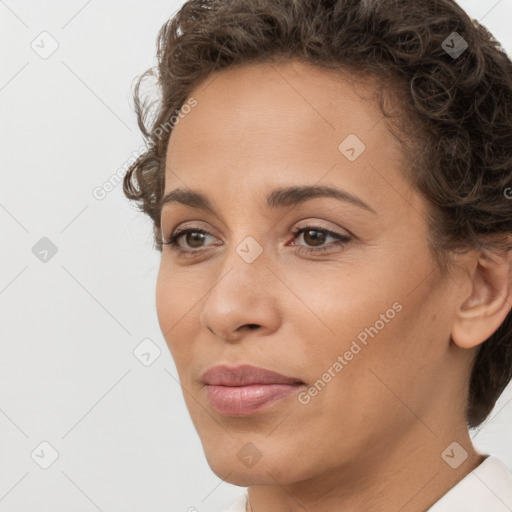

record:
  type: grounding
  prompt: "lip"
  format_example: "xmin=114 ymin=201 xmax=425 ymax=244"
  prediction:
xmin=201 ymin=364 xmax=305 ymax=416
xmin=201 ymin=364 xmax=304 ymax=386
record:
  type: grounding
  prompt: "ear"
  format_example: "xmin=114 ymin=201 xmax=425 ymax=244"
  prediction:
xmin=451 ymin=247 xmax=512 ymax=349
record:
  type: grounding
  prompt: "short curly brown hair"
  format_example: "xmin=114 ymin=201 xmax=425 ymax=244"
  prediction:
xmin=123 ymin=0 xmax=512 ymax=429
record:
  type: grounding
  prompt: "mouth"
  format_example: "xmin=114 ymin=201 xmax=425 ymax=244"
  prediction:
xmin=201 ymin=364 xmax=305 ymax=417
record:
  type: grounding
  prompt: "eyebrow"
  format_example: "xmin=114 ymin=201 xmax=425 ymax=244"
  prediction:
xmin=159 ymin=184 xmax=377 ymax=215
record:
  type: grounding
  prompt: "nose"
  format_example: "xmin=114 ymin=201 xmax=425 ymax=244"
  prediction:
xmin=199 ymin=246 xmax=281 ymax=343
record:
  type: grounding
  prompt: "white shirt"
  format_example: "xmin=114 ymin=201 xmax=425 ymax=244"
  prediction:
xmin=220 ymin=455 xmax=512 ymax=512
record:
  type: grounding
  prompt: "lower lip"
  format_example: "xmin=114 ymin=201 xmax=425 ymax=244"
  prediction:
xmin=205 ymin=383 xmax=304 ymax=416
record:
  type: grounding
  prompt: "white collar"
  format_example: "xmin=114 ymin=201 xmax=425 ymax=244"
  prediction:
xmin=222 ymin=455 xmax=512 ymax=512
xmin=426 ymin=454 xmax=512 ymax=511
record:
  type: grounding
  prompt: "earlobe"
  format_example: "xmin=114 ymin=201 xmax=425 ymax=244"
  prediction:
xmin=451 ymin=248 xmax=512 ymax=349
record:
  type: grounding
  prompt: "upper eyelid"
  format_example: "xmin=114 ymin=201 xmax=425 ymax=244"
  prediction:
xmin=167 ymin=223 xmax=349 ymax=245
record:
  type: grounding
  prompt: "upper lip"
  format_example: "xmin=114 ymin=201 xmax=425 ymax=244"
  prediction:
xmin=201 ymin=364 xmax=304 ymax=386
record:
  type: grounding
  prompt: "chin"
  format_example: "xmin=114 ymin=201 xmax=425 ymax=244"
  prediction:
xmin=212 ymin=466 xmax=270 ymax=487
xmin=203 ymin=445 xmax=304 ymax=487
xmin=204 ymin=455 xmax=254 ymax=484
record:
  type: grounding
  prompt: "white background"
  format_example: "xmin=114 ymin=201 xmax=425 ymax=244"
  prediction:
xmin=1 ymin=1 xmax=511 ymax=511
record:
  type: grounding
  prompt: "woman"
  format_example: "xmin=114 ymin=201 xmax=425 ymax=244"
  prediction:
xmin=123 ymin=0 xmax=512 ymax=510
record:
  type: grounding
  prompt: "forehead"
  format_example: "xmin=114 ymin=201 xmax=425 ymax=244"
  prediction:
xmin=163 ymin=60 xmax=419 ymax=220
xmin=167 ymin=60 xmax=385 ymax=162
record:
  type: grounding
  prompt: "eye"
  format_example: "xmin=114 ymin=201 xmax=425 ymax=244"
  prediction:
xmin=288 ymin=225 xmax=351 ymax=255
xmin=162 ymin=227 xmax=217 ymax=254
xmin=162 ymin=224 xmax=351 ymax=257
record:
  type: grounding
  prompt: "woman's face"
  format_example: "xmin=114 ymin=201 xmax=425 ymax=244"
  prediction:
xmin=156 ymin=60 xmax=473 ymax=486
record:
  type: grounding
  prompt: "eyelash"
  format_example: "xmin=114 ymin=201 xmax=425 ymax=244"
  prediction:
xmin=162 ymin=225 xmax=351 ymax=258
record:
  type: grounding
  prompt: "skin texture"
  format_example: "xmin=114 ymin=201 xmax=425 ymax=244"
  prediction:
xmin=155 ymin=60 xmax=512 ymax=512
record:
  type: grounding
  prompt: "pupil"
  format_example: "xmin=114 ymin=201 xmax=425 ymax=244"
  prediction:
xmin=304 ymin=230 xmax=325 ymax=247
xmin=187 ymin=232 xmax=205 ymax=248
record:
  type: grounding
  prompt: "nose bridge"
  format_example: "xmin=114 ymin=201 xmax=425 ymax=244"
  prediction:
xmin=205 ymin=230 xmax=267 ymax=307
xmin=199 ymin=226 xmax=279 ymax=339
xmin=219 ymin=202 xmax=270 ymax=271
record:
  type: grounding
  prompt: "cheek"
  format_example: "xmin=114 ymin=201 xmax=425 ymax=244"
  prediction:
xmin=284 ymin=264 xmax=434 ymax=409
xmin=288 ymin=309 xmax=426 ymax=455
xmin=155 ymin=268 xmax=174 ymax=340
xmin=155 ymin=264 xmax=198 ymax=364
xmin=280 ymin=261 xmax=403 ymax=352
